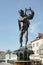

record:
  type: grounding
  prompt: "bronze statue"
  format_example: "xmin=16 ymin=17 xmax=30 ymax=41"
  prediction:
xmin=18 ymin=8 xmax=34 ymax=47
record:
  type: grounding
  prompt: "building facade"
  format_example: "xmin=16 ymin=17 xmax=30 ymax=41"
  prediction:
xmin=0 ymin=50 xmax=17 ymax=63
xmin=5 ymin=50 xmax=17 ymax=63
xmin=0 ymin=51 xmax=5 ymax=62
xmin=31 ymin=33 xmax=43 ymax=63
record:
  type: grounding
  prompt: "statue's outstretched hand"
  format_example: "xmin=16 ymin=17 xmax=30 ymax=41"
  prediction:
xmin=29 ymin=7 xmax=31 ymax=10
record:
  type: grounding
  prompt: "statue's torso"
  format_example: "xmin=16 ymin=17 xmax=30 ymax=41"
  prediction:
xmin=19 ymin=16 xmax=30 ymax=31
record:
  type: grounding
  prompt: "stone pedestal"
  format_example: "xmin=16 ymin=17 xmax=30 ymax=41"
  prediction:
xmin=14 ymin=47 xmax=34 ymax=65
xmin=15 ymin=61 xmax=31 ymax=65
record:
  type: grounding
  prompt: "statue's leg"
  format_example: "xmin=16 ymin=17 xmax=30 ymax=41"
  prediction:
xmin=20 ymin=31 xmax=23 ymax=47
xmin=25 ymin=30 xmax=28 ymax=47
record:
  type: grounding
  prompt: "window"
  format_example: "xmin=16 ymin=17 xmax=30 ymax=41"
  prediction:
xmin=37 ymin=50 xmax=39 ymax=54
xmin=40 ymin=49 xmax=43 ymax=54
xmin=39 ymin=49 xmax=43 ymax=55
xmin=33 ymin=44 xmax=35 ymax=47
xmin=36 ymin=42 xmax=39 ymax=47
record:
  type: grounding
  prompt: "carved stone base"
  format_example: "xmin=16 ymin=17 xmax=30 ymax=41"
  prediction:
xmin=15 ymin=61 xmax=31 ymax=65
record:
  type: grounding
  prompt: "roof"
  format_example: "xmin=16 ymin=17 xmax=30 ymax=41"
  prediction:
xmin=31 ymin=33 xmax=43 ymax=42
xmin=0 ymin=51 xmax=5 ymax=54
xmin=38 ymin=33 xmax=43 ymax=38
xmin=27 ymin=44 xmax=32 ymax=48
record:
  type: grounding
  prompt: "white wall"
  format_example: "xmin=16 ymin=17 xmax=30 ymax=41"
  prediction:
xmin=5 ymin=53 xmax=17 ymax=61
xmin=31 ymin=39 xmax=43 ymax=63
xmin=32 ymin=39 xmax=43 ymax=55
xmin=0 ymin=52 xmax=5 ymax=59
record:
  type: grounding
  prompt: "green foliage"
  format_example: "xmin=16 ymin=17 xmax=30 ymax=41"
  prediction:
xmin=6 ymin=50 xmax=12 ymax=54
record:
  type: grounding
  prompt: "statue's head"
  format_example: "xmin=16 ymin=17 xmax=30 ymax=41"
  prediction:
xmin=19 ymin=9 xmax=24 ymax=17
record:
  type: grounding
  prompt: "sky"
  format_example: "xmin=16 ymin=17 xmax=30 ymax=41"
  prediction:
xmin=0 ymin=0 xmax=43 ymax=51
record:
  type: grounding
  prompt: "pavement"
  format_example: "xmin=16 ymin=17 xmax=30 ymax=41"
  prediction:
xmin=0 ymin=62 xmax=12 ymax=65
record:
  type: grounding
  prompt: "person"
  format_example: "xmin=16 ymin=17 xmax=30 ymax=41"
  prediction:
xmin=18 ymin=8 xmax=34 ymax=47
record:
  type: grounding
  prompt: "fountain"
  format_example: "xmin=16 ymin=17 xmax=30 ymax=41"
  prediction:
xmin=15 ymin=7 xmax=34 ymax=65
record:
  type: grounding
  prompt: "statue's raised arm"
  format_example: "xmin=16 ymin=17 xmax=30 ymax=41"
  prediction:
xmin=24 ymin=8 xmax=34 ymax=20
xmin=27 ymin=8 xmax=34 ymax=19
